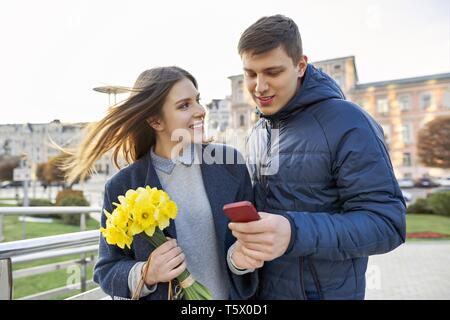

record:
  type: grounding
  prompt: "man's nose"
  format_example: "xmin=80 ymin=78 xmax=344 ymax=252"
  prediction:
xmin=255 ymin=75 xmax=268 ymax=94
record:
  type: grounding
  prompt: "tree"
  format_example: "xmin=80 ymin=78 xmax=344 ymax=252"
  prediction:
xmin=43 ymin=154 xmax=69 ymax=188
xmin=35 ymin=162 xmax=50 ymax=187
xmin=417 ymin=116 xmax=450 ymax=168
xmin=39 ymin=153 xmax=91 ymax=189
xmin=0 ymin=155 xmax=20 ymax=181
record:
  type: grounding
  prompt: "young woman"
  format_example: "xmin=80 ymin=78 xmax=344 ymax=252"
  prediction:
xmin=64 ymin=67 xmax=260 ymax=300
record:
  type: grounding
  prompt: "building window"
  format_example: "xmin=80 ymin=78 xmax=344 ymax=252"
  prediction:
xmin=239 ymin=114 xmax=245 ymax=127
xmin=443 ymin=90 xmax=449 ymax=109
xmin=402 ymin=153 xmax=412 ymax=167
xmin=377 ymin=97 xmax=389 ymax=116
xmin=420 ymin=92 xmax=433 ymax=109
xmin=401 ymin=124 xmax=412 ymax=144
xmin=398 ymin=94 xmax=411 ymax=112
xmin=380 ymin=124 xmax=391 ymax=144
xmin=237 ymin=88 xmax=244 ymax=104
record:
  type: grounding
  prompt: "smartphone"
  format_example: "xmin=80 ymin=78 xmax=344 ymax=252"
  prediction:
xmin=223 ymin=201 xmax=260 ymax=223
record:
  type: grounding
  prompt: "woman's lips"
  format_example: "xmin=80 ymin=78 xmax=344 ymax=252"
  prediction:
xmin=256 ymin=95 xmax=275 ymax=107
xmin=189 ymin=122 xmax=203 ymax=130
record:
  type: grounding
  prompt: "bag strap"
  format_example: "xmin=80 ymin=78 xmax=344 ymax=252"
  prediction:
xmin=131 ymin=254 xmax=174 ymax=300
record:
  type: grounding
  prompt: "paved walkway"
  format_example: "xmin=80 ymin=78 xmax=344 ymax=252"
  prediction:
xmin=365 ymin=241 xmax=450 ymax=300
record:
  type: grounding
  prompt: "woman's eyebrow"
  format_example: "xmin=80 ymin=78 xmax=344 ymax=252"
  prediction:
xmin=175 ymin=93 xmax=200 ymax=105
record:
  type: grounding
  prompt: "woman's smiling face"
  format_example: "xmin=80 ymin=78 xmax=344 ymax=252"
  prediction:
xmin=152 ymin=77 xmax=205 ymax=146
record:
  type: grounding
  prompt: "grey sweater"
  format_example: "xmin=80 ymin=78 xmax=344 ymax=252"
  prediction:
xmin=129 ymin=146 xmax=230 ymax=299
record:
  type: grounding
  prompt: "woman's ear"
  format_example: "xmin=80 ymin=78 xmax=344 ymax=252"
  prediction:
xmin=147 ymin=118 xmax=164 ymax=132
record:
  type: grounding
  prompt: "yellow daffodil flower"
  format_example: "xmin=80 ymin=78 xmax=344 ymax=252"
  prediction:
xmin=100 ymin=185 xmax=212 ymax=300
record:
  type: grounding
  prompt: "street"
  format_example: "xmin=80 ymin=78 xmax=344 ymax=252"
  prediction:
xmin=366 ymin=241 xmax=450 ymax=300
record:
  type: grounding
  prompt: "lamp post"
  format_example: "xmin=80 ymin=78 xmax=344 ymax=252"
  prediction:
xmin=20 ymin=153 xmax=29 ymax=239
xmin=92 ymin=85 xmax=129 ymax=202
xmin=93 ymin=85 xmax=129 ymax=107
xmin=20 ymin=154 xmax=29 ymax=207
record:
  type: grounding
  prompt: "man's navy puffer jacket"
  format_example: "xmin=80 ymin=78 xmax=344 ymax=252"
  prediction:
xmin=246 ymin=64 xmax=406 ymax=300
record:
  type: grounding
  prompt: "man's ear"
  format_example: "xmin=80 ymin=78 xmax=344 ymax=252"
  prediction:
xmin=297 ymin=55 xmax=308 ymax=77
xmin=147 ymin=118 xmax=164 ymax=132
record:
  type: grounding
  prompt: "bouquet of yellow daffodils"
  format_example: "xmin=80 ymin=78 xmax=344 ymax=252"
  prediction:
xmin=100 ymin=186 xmax=212 ymax=300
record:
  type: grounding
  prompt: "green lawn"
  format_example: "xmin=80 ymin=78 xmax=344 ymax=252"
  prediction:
xmin=1 ymin=210 xmax=101 ymax=299
xmin=0 ymin=202 xmax=17 ymax=207
xmin=3 ymin=214 xmax=99 ymax=242
xmin=406 ymin=213 xmax=450 ymax=240
xmin=13 ymin=265 xmax=96 ymax=299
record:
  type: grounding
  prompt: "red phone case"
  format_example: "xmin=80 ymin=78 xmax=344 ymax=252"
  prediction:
xmin=223 ymin=201 xmax=260 ymax=223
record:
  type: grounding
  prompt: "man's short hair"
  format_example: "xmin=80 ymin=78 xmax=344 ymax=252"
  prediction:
xmin=238 ymin=14 xmax=303 ymax=65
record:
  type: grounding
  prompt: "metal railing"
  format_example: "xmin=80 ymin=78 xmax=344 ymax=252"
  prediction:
xmin=0 ymin=206 xmax=108 ymax=300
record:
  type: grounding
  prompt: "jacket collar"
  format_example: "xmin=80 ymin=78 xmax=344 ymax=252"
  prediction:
xmin=150 ymin=144 xmax=195 ymax=175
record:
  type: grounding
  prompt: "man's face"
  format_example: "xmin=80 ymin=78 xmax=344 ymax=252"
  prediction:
xmin=241 ymin=46 xmax=307 ymax=116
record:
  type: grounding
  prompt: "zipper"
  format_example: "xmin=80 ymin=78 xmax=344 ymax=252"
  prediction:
xmin=308 ymin=259 xmax=324 ymax=300
xmin=300 ymin=257 xmax=307 ymax=300
xmin=259 ymin=119 xmax=273 ymax=189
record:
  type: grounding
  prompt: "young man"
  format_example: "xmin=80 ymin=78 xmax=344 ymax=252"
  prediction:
xmin=228 ymin=15 xmax=406 ymax=300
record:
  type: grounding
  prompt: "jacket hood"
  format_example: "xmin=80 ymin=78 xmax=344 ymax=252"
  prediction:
xmin=261 ymin=64 xmax=346 ymax=121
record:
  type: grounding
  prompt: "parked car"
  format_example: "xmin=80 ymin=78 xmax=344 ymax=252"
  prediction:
xmin=401 ymin=189 xmax=412 ymax=203
xmin=436 ymin=177 xmax=450 ymax=187
xmin=0 ymin=180 xmax=23 ymax=188
xmin=0 ymin=181 xmax=11 ymax=188
xmin=414 ymin=178 xmax=440 ymax=188
xmin=398 ymin=178 xmax=415 ymax=188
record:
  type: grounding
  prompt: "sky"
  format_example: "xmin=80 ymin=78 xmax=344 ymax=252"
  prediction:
xmin=0 ymin=0 xmax=449 ymax=124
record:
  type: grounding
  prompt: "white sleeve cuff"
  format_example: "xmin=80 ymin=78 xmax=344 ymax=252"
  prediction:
xmin=227 ymin=242 xmax=255 ymax=275
xmin=128 ymin=262 xmax=158 ymax=298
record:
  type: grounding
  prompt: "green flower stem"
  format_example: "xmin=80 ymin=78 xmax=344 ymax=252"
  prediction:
xmin=142 ymin=228 xmax=212 ymax=300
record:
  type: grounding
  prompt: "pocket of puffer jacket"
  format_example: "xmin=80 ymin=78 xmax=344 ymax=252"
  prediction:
xmin=308 ymin=258 xmax=356 ymax=293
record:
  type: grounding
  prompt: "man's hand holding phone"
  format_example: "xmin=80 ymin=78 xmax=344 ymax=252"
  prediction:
xmin=224 ymin=201 xmax=292 ymax=263
xmin=223 ymin=201 xmax=263 ymax=270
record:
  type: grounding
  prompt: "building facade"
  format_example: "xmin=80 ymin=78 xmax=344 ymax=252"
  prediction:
xmin=205 ymin=98 xmax=231 ymax=143
xmin=226 ymin=75 xmax=259 ymax=152
xmin=0 ymin=120 xmax=114 ymax=177
xmin=350 ymin=72 xmax=450 ymax=179
xmin=227 ymin=56 xmax=450 ymax=179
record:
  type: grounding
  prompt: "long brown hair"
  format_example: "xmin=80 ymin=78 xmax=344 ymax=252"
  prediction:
xmin=63 ymin=66 xmax=198 ymax=184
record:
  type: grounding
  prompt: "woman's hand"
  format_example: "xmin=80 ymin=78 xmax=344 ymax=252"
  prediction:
xmin=143 ymin=239 xmax=187 ymax=286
